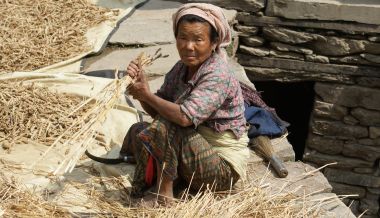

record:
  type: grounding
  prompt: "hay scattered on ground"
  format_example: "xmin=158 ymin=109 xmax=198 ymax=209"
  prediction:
xmin=0 ymin=173 xmax=336 ymax=218
xmin=0 ymin=81 xmax=92 ymax=149
xmin=0 ymin=0 xmax=118 ymax=73
xmin=0 ymin=175 xmax=70 ymax=217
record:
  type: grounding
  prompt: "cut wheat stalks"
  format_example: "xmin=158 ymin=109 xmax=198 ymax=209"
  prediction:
xmin=0 ymin=174 xmax=70 ymax=217
xmin=15 ymin=181 xmax=334 ymax=217
xmin=0 ymin=81 xmax=93 ymax=149
xmin=0 ymin=0 xmax=118 ymax=73
xmin=0 ymin=164 xmax=352 ymax=217
xmin=30 ymin=50 xmax=164 ymax=175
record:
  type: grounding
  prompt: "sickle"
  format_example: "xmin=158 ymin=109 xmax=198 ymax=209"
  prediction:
xmin=85 ymin=150 xmax=136 ymax=164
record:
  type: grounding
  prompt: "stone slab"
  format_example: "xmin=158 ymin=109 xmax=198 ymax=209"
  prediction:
xmin=351 ymin=108 xmax=380 ymax=126
xmin=110 ymin=0 xmax=237 ymax=45
xmin=311 ymin=120 xmax=368 ymax=139
xmin=370 ymin=127 xmax=380 ymax=139
xmin=361 ymin=53 xmax=380 ymax=64
xmin=330 ymin=182 xmax=366 ymax=199
xmin=306 ymin=193 xmax=356 ymax=218
xmin=329 ymin=55 xmax=377 ymax=67
xmin=109 ymin=0 xmax=181 ymax=45
xmin=244 ymin=66 xmax=355 ymax=84
xmin=315 ymin=83 xmax=380 ymax=111
xmin=307 ymin=37 xmax=380 ymax=56
xmin=83 ymin=44 xmax=180 ymax=77
xmin=304 ymin=54 xmax=330 ymax=63
xmin=356 ymin=77 xmax=380 ymax=89
xmin=343 ymin=142 xmax=380 ymax=162
xmin=240 ymin=36 xmax=265 ymax=47
xmin=313 ymin=101 xmax=348 ymax=121
xmin=238 ymin=54 xmax=380 ymax=78
xmin=240 ymin=46 xmax=269 ymax=57
xmin=188 ymin=0 xmax=265 ymax=12
xmin=247 ymin=162 xmax=332 ymax=196
xmin=263 ymin=27 xmax=324 ymax=44
xmin=303 ymin=150 xmax=373 ymax=169
xmin=110 ymin=19 xmax=176 ymax=45
xmin=269 ymin=50 xmax=304 ymax=61
xmin=270 ymin=42 xmax=313 ymax=55
xmin=306 ymin=134 xmax=344 ymax=155
xmin=324 ymin=168 xmax=380 ymax=188
xmin=236 ymin=13 xmax=380 ymax=34
xmin=266 ymin=0 xmax=380 ymax=26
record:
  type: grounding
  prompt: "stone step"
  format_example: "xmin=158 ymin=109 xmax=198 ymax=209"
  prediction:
xmin=236 ymin=13 xmax=380 ymax=34
xmin=266 ymin=0 xmax=380 ymax=26
xmin=247 ymin=162 xmax=332 ymax=196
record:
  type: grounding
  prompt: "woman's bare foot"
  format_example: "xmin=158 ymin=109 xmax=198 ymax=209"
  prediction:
xmin=138 ymin=190 xmax=176 ymax=208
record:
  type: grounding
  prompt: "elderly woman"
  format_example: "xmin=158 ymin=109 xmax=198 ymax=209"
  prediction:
xmin=123 ymin=3 xmax=249 ymax=203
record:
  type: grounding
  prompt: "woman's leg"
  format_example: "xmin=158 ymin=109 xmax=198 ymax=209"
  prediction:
xmin=120 ymin=122 xmax=149 ymax=160
xmin=120 ymin=122 xmax=152 ymax=198
xmin=136 ymin=116 xmax=239 ymax=201
xmin=177 ymin=128 xmax=240 ymax=192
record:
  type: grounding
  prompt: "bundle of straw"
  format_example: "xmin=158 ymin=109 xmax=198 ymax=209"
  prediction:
xmin=29 ymin=50 xmax=164 ymax=175
xmin=0 ymin=0 xmax=118 ymax=73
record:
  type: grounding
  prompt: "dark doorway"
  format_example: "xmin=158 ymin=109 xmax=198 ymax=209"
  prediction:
xmin=253 ymin=81 xmax=315 ymax=160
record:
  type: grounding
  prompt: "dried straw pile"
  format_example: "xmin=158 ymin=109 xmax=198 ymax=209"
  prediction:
xmin=0 ymin=81 xmax=92 ymax=149
xmin=0 ymin=175 xmax=70 ymax=217
xmin=0 ymin=51 xmax=159 ymax=175
xmin=0 ymin=173 xmax=335 ymax=218
xmin=0 ymin=0 xmax=118 ymax=73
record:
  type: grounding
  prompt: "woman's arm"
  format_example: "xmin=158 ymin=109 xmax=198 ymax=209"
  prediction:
xmin=140 ymin=101 xmax=157 ymax=118
xmin=142 ymin=93 xmax=192 ymax=127
xmin=126 ymin=60 xmax=192 ymax=127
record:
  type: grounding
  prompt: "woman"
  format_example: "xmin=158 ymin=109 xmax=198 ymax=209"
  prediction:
xmin=123 ymin=3 xmax=250 ymax=204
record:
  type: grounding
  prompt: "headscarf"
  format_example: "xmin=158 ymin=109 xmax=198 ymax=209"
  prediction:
xmin=172 ymin=3 xmax=231 ymax=61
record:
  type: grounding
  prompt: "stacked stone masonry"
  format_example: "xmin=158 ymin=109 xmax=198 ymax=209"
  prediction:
xmin=210 ymin=0 xmax=380 ymax=217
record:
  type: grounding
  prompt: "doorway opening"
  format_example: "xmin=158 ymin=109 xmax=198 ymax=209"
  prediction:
xmin=253 ymin=81 xmax=315 ymax=160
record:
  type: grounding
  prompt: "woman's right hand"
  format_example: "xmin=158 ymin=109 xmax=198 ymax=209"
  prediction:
xmin=126 ymin=59 xmax=141 ymax=79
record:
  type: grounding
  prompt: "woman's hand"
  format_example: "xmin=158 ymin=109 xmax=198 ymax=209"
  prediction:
xmin=126 ymin=60 xmax=151 ymax=101
xmin=126 ymin=59 xmax=140 ymax=79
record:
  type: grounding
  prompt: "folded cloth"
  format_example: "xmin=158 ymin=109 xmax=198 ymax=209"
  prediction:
xmin=244 ymin=103 xmax=289 ymax=138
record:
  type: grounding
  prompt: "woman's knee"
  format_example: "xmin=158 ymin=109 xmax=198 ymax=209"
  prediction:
xmin=120 ymin=122 xmax=149 ymax=156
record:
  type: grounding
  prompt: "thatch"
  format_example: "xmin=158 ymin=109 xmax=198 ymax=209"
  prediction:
xmin=0 ymin=0 xmax=118 ymax=73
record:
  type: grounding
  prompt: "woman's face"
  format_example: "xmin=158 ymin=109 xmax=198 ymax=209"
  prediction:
xmin=176 ymin=21 xmax=216 ymax=72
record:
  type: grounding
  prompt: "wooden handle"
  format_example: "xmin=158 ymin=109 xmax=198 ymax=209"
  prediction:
xmin=269 ymin=155 xmax=288 ymax=178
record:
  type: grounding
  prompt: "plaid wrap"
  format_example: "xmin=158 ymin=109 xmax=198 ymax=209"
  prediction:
xmin=126 ymin=117 xmax=239 ymax=197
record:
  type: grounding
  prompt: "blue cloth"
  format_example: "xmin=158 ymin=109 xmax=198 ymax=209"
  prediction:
xmin=244 ymin=103 xmax=289 ymax=138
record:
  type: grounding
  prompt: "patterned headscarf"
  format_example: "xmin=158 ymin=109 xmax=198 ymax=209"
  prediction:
xmin=172 ymin=3 xmax=231 ymax=60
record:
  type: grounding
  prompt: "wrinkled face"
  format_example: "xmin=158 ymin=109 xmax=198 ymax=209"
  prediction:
xmin=176 ymin=21 xmax=216 ymax=72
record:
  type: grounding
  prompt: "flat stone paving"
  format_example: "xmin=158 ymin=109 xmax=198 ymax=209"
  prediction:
xmin=83 ymin=44 xmax=179 ymax=77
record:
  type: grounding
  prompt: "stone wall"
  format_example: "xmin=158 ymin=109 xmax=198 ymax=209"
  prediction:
xmin=207 ymin=0 xmax=380 ymax=217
